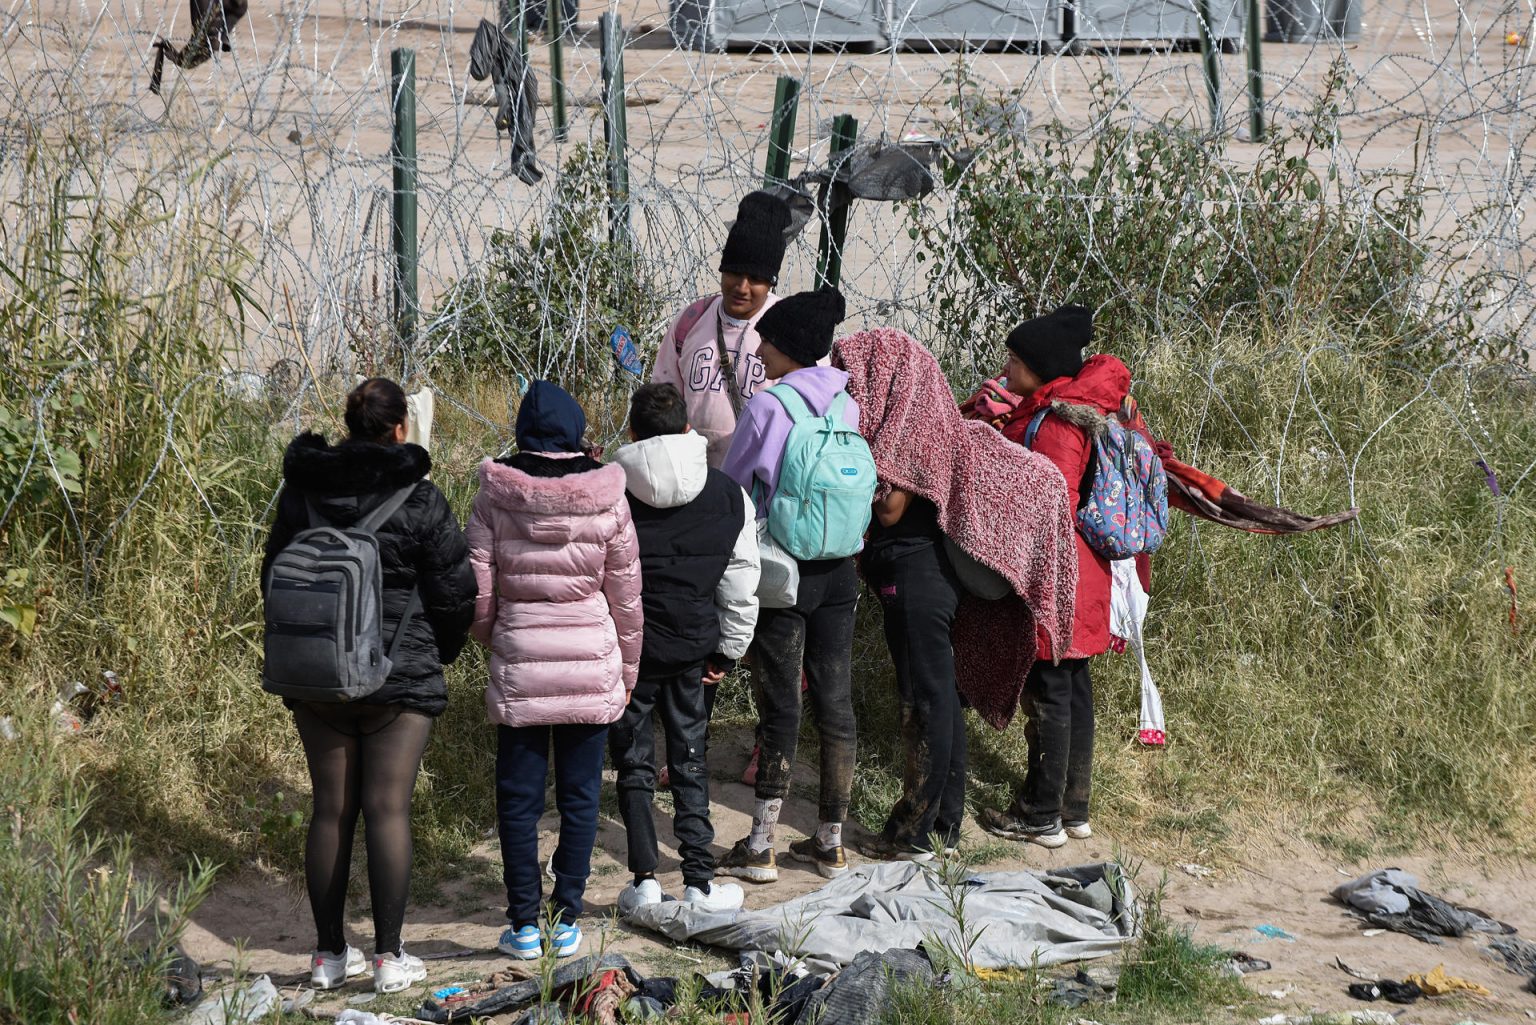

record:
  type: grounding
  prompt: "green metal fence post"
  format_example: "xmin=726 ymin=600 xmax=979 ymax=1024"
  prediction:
xmin=390 ymin=48 xmax=418 ymax=347
xmin=549 ymin=0 xmax=568 ymax=141
xmin=762 ymin=75 xmax=801 ymax=187
xmin=1196 ymin=0 xmax=1221 ymax=133
xmin=816 ymin=114 xmax=858 ymax=290
xmin=1244 ymin=0 xmax=1265 ymax=140
xmin=600 ymin=13 xmax=631 ymax=247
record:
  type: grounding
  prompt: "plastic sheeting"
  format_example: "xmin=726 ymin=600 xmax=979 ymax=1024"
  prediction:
xmin=624 ymin=860 xmax=1136 ymax=973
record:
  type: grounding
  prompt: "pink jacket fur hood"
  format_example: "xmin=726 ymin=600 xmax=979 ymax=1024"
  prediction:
xmin=467 ymin=455 xmax=644 ymax=728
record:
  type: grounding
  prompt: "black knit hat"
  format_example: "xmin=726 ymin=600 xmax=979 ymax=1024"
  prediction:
xmin=1005 ymin=304 xmax=1094 ymax=382
xmin=719 ymin=191 xmax=793 ymax=284
xmin=756 ymin=288 xmax=847 ymax=367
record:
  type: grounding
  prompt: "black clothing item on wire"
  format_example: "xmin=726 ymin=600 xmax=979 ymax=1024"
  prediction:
xmin=749 ymin=557 xmax=859 ymax=823
xmin=262 ymin=433 xmax=477 ymax=717
xmin=628 ymin=469 xmax=744 ymax=672
xmin=609 ymin=664 xmax=716 ymax=889
xmin=864 ymin=530 xmax=966 ymax=852
xmin=1014 ymin=657 xmax=1094 ymax=828
xmin=468 ymin=19 xmax=542 ymax=185
xmin=798 ymin=139 xmax=942 ymax=223
xmin=149 ymin=0 xmax=248 ymax=93
xmin=293 ymin=701 xmax=432 ymax=958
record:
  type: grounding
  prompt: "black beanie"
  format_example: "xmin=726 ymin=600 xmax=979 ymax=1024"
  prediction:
xmin=719 ymin=191 xmax=793 ymax=284
xmin=516 ymin=380 xmax=587 ymax=453
xmin=756 ymin=288 xmax=847 ymax=367
xmin=1005 ymin=304 xmax=1094 ymax=382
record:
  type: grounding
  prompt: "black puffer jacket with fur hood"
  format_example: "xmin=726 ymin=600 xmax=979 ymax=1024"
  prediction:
xmin=261 ymin=433 xmax=477 ymax=716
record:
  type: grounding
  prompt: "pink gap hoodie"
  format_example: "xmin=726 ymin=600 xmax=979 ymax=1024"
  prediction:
xmin=721 ymin=366 xmax=862 ymax=519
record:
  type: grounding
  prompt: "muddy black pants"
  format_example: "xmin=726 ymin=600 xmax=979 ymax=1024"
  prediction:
xmin=608 ymin=664 xmax=715 ymax=889
xmin=864 ymin=537 xmax=966 ymax=852
xmin=1015 ymin=658 xmax=1094 ymax=828
xmin=748 ymin=557 xmax=859 ymax=823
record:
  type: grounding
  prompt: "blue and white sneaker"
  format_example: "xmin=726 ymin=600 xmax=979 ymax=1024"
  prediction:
xmin=497 ymin=924 xmax=542 ymax=960
xmin=549 ymin=922 xmax=582 ymax=958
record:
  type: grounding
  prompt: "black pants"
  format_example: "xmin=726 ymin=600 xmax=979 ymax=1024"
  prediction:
xmin=609 ymin=664 xmax=715 ymax=889
xmin=1015 ymin=658 xmax=1094 ymax=828
xmin=748 ymin=557 xmax=859 ymax=823
xmin=292 ymin=702 xmax=432 ymax=957
xmin=864 ymin=538 xmax=966 ymax=851
xmin=496 ymin=722 xmax=608 ymax=929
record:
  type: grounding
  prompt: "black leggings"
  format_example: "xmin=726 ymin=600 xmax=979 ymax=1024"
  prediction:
xmin=292 ymin=702 xmax=432 ymax=957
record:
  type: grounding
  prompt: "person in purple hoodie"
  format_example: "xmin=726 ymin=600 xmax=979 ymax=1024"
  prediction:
xmin=719 ymin=289 xmax=861 ymax=886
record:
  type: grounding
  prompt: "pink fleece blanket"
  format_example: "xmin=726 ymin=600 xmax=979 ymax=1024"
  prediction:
xmin=834 ymin=327 xmax=1079 ymax=730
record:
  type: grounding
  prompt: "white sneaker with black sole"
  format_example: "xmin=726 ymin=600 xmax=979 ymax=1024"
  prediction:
xmin=310 ymin=945 xmax=366 ymax=990
xmin=1064 ymin=821 xmax=1092 ymax=839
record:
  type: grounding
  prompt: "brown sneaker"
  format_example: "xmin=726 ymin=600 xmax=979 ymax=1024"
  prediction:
xmin=717 ymin=838 xmax=778 ymax=883
xmin=787 ymin=836 xmax=849 ymax=879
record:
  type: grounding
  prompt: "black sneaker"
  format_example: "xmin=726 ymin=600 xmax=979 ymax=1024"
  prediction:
xmin=787 ymin=836 xmax=848 ymax=878
xmin=859 ymin=835 xmax=955 ymax=863
xmin=717 ymin=839 xmax=778 ymax=883
xmin=978 ymin=807 xmax=1067 ymax=848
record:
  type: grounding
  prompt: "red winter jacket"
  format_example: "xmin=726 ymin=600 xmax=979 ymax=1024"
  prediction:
xmin=998 ymin=355 xmax=1132 ymax=661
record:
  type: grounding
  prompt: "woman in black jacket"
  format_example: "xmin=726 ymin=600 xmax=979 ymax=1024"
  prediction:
xmin=261 ymin=378 xmax=476 ymax=995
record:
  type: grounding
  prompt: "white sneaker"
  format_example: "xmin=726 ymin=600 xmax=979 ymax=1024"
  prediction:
xmin=683 ymin=881 xmax=744 ymax=912
xmin=373 ymin=950 xmax=427 ymax=994
xmin=1064 ymin=821 xmax=1093 ymax=839
xmin=310 ymin=945 xmax=366 ymax=990
xmin=617 ymin=878 xmax=663 ymax=914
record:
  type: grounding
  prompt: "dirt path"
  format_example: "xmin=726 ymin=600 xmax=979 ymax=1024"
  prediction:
xmin=183 ymin=729 xmax=1536 ymax=1023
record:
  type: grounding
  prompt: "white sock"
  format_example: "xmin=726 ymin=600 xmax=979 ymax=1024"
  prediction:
xmin=748 ymin=798 xmax=783 ymax=852
xmin=816 ymin=821 xmax=843 ymax=850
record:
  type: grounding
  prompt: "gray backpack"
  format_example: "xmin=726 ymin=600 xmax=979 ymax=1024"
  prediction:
xmin=262 ymin=485 xmax=422 ymax=702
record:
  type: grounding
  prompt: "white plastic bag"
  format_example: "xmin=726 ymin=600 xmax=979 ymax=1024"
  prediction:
xmin=1110 ymin=559 xmax=1165 ymax=746
xmin=756 ymin=520 xmax=799 ymax=609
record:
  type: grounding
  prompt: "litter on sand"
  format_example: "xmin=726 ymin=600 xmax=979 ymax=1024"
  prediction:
xmin=1259 ymin=1013 xmax=1397 ymax=1025
xmin=182 ymin=974 xmax=278 ymax=1025
xmin=623 ymin=861 xmax=1135 ymax=973
xmin=1345 ymin=979 xmax=1422 ymax=1004
xmin=1332 ymin=869 xmax=1513 ymax=943
xmin=1254 ymin=925 xmax=1297 ymax=942
xmin=1403 ymin=964 xmax=1492 ymax=997
xmin=1179 ymin=863 xmax=1215 ymax=879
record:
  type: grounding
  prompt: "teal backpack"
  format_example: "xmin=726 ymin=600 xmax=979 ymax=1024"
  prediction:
xmin=765 ymin=385 xmax=876 ymax=561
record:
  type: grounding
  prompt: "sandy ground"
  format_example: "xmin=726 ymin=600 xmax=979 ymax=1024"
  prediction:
xmin=180 ymin=725 xmax=1536 ymax=1024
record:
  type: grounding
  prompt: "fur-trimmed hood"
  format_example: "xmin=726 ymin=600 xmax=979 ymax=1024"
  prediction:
xmin=282 ymin=431 xmax=431 ymax=496
xmin=477 ymin=456 xmax=627 ymax=517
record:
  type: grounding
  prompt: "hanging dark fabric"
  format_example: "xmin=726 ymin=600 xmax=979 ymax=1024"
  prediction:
xmin=469 ymin=19 xmax=543 ymax=185
xmin=149 ymin=0 xmax=249 ymax=94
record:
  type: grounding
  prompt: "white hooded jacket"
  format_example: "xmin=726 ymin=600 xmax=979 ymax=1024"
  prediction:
xmin=613 ymin=431 xmax=761 ymax=662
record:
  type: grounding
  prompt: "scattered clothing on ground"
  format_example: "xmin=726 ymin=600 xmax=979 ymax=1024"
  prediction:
xmin=624 ymin=860 xmax=1135 ymax=973
xmin=1331 ymin=869 xmax=1514 ymax=942
xmin=1402 ymin=964 xmax=1491 ymax=997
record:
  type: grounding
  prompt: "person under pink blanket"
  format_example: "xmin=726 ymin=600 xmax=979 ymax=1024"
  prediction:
xmin=832 ymin=326 xmax=1079 ymax=857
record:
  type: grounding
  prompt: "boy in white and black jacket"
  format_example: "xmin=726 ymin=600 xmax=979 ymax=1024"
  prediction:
xmin=609 ymin=383 xmax=761 ymax=914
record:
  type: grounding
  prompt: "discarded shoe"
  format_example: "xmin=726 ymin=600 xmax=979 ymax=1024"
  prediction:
xmin=787 ymin=836 xmax=848 ymax=879
xmin=683 ymin=881 xmax=744 ymax=911
xmin=618 ymin=878 xmax=663 ymax=914
xmin=718 ymin=838 xmax=778 ymax=883
xmin=373 ymin=949 xmax=427 ymax=994
xmin=978 ymin=808 xmax=1067 ymax=848
xmin=498 ymin=924 xmax=542 ymax=960
xmin=310 ymin=945 xmax=366 ymax=989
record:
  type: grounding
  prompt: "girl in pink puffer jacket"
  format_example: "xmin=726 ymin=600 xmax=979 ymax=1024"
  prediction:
xmin=467 ymin=381 xmax=643 ymax=962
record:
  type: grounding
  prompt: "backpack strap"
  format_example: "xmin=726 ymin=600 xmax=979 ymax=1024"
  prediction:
xmin=356 ymin=484 xmax=419 ymax=533
xmin=1022 ymin=409 xmax=1051 ymax=449
xmin=767 ymin=384 xmax=815 ymax=423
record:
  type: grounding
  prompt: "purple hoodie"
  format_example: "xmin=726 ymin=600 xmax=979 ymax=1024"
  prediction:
xmin=721 ymin=366 xmax=862 ymax=518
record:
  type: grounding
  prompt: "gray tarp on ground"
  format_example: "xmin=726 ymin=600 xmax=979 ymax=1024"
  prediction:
xmin=625 ymin=861 xmax=1136 ymax=973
